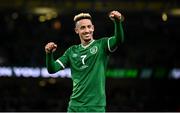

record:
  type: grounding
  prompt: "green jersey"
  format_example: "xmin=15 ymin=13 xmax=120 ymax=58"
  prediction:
xmin=46 ymin=20 xmax=124 ymax=108
xmin=56 ymin=38 xmax=111 ymax=107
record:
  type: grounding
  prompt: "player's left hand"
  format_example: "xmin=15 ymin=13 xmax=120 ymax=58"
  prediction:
xmin=109 ymin=10 xmax=123 ymax=21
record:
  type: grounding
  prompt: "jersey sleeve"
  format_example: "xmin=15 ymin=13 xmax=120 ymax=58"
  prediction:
xmin=102 ymin=20 xmax=124 ymax=53
xmin=46 ymin=48 xmax=70 ymax=74
xmin=56 ymin=48 xmax=70 ymax=69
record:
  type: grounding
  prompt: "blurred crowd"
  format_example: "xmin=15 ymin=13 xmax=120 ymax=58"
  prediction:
xmin=0 ymin=77 xmax=179 ymax=111
xmin=0 ymin=10 xmax=179 ymax=68
xmin=0 ymin=4 xmax=180 ymax=112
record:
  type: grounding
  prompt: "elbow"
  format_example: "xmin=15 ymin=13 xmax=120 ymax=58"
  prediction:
xmin=47 ymin=69 xmax=56 ymax=74
xmin=48 ymin=71 xmax=55 ymax=74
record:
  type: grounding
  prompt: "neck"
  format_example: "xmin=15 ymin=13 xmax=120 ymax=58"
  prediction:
xmin=81 ymin=39 xmax=93 ymax=46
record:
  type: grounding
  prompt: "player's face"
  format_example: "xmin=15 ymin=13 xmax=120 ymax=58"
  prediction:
xmin=75 ymin=19 xmax=94 ymax=43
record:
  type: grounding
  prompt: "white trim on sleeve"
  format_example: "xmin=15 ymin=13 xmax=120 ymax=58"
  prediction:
xmin=55 ymin=59 xmax=65 ymax=69
xmin=108 ymin=37 xmax=118 ymax=53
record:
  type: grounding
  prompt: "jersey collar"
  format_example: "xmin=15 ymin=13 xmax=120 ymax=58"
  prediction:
xmin=81 ymin=40 xmax=95 ymax=49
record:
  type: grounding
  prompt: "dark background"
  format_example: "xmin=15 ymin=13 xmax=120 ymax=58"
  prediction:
xmin=0 ymin=0 xmax=180 ymax=111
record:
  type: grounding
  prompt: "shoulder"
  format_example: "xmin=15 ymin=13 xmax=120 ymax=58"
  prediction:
xmin=95 ymin=37 xmax=110 ymax=45
xmin=67 ymin=44 xmax=80 ymax=52
xmin=70 ymin=44 xmax=79 ymax=49
xmin=95 ymin=37 xmax=108 ymax=43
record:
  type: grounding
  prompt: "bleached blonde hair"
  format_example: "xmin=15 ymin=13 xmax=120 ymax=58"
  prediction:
xmin=74 ymin=13 xmax=92 ymax=24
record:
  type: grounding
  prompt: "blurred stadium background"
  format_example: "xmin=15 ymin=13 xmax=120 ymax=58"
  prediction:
xmin=0 ymin=0 xmax=180 ymax=111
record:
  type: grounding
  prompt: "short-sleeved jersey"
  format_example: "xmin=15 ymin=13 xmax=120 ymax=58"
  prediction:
xmin=56 ymin=37 xmax=115 ymax=107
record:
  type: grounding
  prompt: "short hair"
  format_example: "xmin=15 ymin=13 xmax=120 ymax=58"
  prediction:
xmin=74 ymin=13 xmax=92 ymax=24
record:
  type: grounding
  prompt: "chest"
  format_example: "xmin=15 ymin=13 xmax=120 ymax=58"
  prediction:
xmin=74 ymin=45 xmax=98 ymax=60
xmin=69 ymin=44 xmax=103 ymax=69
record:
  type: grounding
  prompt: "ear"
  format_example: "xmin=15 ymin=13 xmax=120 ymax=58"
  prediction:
xmin=92 ymin=25 xmax=94 ymax=31
xmin=74 ymin=27 xmax=79 ymax=34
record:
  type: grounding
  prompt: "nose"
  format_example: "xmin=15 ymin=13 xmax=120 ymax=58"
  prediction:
xmin=84 ymin=27 xmax=90 ymax=33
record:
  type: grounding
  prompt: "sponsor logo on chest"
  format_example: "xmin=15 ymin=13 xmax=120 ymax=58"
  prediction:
xmin=72 ymin=53 xmax=78 ymax=58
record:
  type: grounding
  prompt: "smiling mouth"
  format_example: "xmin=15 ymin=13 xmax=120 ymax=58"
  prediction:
xmin=84 ymin=34 xmax=90 ymax=37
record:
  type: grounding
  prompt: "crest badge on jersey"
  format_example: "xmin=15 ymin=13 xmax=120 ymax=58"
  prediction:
xmin=90 ymin=46 xmax=98 ymax=54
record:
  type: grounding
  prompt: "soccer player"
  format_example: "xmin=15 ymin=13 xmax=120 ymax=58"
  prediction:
xmin=45 ymin=10 xmax=124 ymax=112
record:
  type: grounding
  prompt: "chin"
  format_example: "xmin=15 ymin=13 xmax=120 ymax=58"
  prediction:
xmin=84 ymin=38 xmax=92 ymax=42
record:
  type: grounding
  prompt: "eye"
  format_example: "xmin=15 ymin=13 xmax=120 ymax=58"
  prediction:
xmin=80 ymin=26 xmax=85 ymax=30
xmin=88 ymin=25 xmax=91 ymax=28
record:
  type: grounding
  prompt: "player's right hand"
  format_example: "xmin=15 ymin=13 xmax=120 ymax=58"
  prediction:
xmin=45 ymin=42 xmax=57 ymax=53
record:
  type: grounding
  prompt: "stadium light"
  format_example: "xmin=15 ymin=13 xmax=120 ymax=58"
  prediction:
xmin=169 ymin=8 xmax=180 ymax=16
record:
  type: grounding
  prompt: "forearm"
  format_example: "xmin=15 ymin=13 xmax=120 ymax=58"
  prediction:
xmin=114 ymin=20 xmax=124 ymax=43
xmin=109 ymin=20 xmax=124 ymax=48
xmin=46 ymin=53 xmax=61 ymax=74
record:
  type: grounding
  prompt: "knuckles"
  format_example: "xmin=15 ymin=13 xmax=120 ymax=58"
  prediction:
xmin=109 ymin=11 xmax=122 ymax=20
xmin=45 ymin=42 xmax=57 ymax=53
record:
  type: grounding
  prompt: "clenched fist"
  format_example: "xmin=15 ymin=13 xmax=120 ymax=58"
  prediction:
xmin=45 ymin=42 xmax=57 ymax=53
xmin=109 ymin=10 xmax=123 ymax=21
